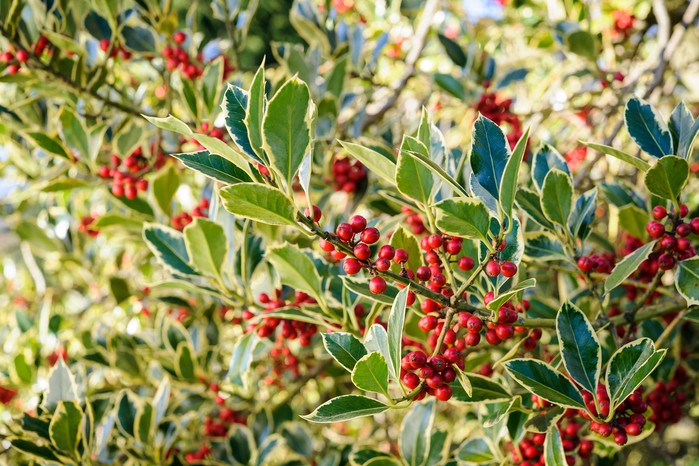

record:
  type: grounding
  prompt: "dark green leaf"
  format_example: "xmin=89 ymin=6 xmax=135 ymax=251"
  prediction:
xmin=606 ymin=338 xmax=666 ymax=411
xmin=222 ymin=85 xmax=256 ymax=159
xmin=322 ymin=332 xmax=367 ymax=372
xmin=435 ymin=198 xmax=491 ymax=244
xmin=143 ymin=224 xmax=198 ymax=276
xmin=541 ymin=169 xmax=573 ymax=228
xmin=396 ymin=136 xmax=434 ymax=205
xmin=566 ymin=30 xmax=597 ymax=59
xmin=500 ymin=127 xmax=530 ymax=220
xmin=455 ymin=437 xmax=494 ymax=463
xmin=302 ymin=395 xmax=389 ymax=423
xmin=524 ymin=232 xmax=566 ymax=261
xmin=437 ymin=33 xmax=466 ymax=67
xmin=625 ymin=98 xmax=673 ymax=158
xmin=49 ymin=401 xmax=83 ymax=455
xmin=568 ymin=188 xmax=597 ymax=241
xmin=470 ymin=115 xmax=510 ymax=201
xmin=524 ymin=406 xmax=565 ymax=433
xmin=555 ymin=302 xmax=600 ymax=393
xmin=172 ymin=150 xmax=252 ymax=184
xmin=450 ymin=373 xmax=510 ymax=403
xmin=503 ymin=359 xmax=585 ymax=409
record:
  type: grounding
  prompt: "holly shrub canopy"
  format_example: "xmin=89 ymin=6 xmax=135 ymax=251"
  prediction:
xmin=1 ymin=0 xmax=699 ymax=465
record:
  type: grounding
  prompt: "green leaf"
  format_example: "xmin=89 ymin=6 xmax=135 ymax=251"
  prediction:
xmin=364 ymin=324 xmax=393 ymax=379
xmin=524 ymin=406 xmax=565 ymax=433
xmin=455 ymin=437 xmax=495 ymax=463
xmin=396 ymin=136 xmax=434 ymax=205
xmin=568 ymin=188 xmax=597 ymax=241
xmin=625 ymin=98 xmax=673 ymax=158
xmin=643 ymin=156 xmax=689 ymax=201
xmin=400 ymin=399 xmax=435 ymax=466
xmin=44 ymin=359 xmax=78 ymax=412
xmin=10 ymin=439 xmax=62 ymax=462
xmin=58 ymin=107 xmax=89 ymax=159
xmin=566 ymin=29 xmax=597 ymax=59
xmin=175 ymin=343 xmax=196 ymax=380
xmin=91 ymin=213 xmax=143 ymax=231
xmin=245 ymin=63 xmax=267 ymax=161
xmin=263 ymin=77 xmax=311 ymax=185
xmin=222 ymin=85 xmax=256 ymax=159
xmin=486 ymin=278 xmax=537 ymax=311
xmin=219 ymin=183 xmax=297 ymax=226
xmin=541 ymin=169 xmax=573 ymax=228
xmin=503 ymin=359 xmax=585 ymax=409
xmin=302 ymin=395 xmax=389 ymax=423
xmin=387 ymin=286 xmax=410 ymax=383
xmin=143 ymin=114 xmax=193 ymax=135
xmin=581 ymin=141 xmax=650 ymax=172
xmin=226 ymin=332 xmax=258 ymax=389
xmin=618 ymin=204 xmax=650 ymax=239
xmin=135 ymin=402 xmax=154 ymax=444
xmin=351 ymin=352 xmax=389 ymax=395
xmin=122 ymin=25 xmax=155 ymax=52
xmin=25 ymin=132 xmax=71 ymax=160
xmin=555 ymin=302 xmax=601 ymax=394
xmin=606 ymin=338 xmax=666 ymax=411
xmin=471 ymin=114 xmax=510 ymax=201
xmin=49 ymin=401 xmax=83 ymax=456
xmin=201 ymin=56 xmax=224 ymax=113
xmin=516 ymin=188 xmax=554 ymax=228
xmin=229 ymin=425 xmax=256 ymax=465
xmin=172 ymin=150 xmax=252 ymax=184
xmin=500 ymin=127 xmax=530 ymax=220
xmin=450 ymin=374 xmax=510 ymax=404
xmin=675 ymin=257 xmax=699 ymax=305
xmin=151 ymin=164 xmax=180 ymax=215
xmin=322 ymin=332 xmax=367 ymax=372
xmin=434 ymin=73 xmax=465 ymax=99
xmin=435 ymin=198 xmax=491 ymax=244
xmin=524 ymin=232 xmax=566 ymax=261
xmin=678 ymin=112 xmax=699 ymax=161
xmin=143 ymin=224 xmax=198 ymax=276
xmin=116 ymin=391 xmax=138 ymax=437
xmin=437 ymin=33 xmax=466 ymax=66
xmin=13 ymin=353 xmax=33 ymax=384
xmin=183 ymin=218 xmax=227 ymax=280
xmin=115 ymin=121 xmax=144 ymax=157
xmin=669 ymin=102 xmax=694 ymax=156
xmin=338 ymin=141 xmax=395 ymax=185
xmin=531 ymin=145 xmax=570 ymax=191
xmin=604 ymin=241 xmax=656 ymax=295
xmin=544 ymin=426 xmax=567 ymax=466
xmin=266 ymin=243 xmax=324 ymax=304
xmin=342 ymin=277 xmax=398 ymax=305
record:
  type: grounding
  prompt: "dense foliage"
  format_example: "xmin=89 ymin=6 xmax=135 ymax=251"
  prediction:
xmin=1 ymin=0 xmax=699 ymax=465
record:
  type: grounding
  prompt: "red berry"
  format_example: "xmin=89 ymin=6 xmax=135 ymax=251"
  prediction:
xmin=425 ymin=374 xmax=443 ymax=389
xmin=421 ymin=299 xmax=438 ymax=314
xmin=136 ymin=178 xmax=149 ymax=192
xmin=428 ymin=235 xmax=443 ymax=249
xmin=375 ymin=258 xmax=391 ymax=271
xmin=330 ymin=250 xmax=346 ymax=260
xmin=360 ymin=227 xmax=380 ymax=244
xmin=408 ymin=351 xmax=427 ymax=369
xmin=402 ymin=372 xmax=420 ymax=389
xmin=500 ymin=261 xmax=517 ymax=278
xmin=466 ymin=316 xmax=483 ymax=332
xmin=445 ymin=240 xmax=462 ymax=255
xmin=173 ymin=31 xmax=186 ymax=44
xmin=416 ymin=266 xmax=431 ymax=281
xmin=418 ymin=315 xmax=438 ymax=331
xmin=495 ymin=323 xmax=514 ymax=340
xmin=434 ymin=385 xmax=452 ymax=401
xmin=485 ymin=260 xmax=501 ymax=277
xmin=646 ymin=221 xmax=665 ymax=239
xmin=577 ymin=256 xmax=593 ymax=272
xmin=625 ymin=422 xmax=642 ymax=436
xmin=485 ymin=329 xmax=501 ymax=345
xmin=613 ymin=431 xmax=627 ymax=446
xmin=349 ymin=215 xmax=367 ymax=233
xmin=378 ymin=245 xmax=395 ymax=260
xmin=691 ymin=218 xmax=699 ymax=235
xmin=319 ymin=238 xmax=335 ymax=252
xmin=369 ymin=276 xmax=387 ymax=294
xmin=658 ymin=253 xmax=675 ymax=270
xmin=15 ymin=49 xmax=28 ymax=63
xmin=304 ymin=205 xmax=322 ymax=222
xmin=677 ymin=223 xmax=692 ymax=237
xmin=483 ymin=291 xmax=494 ymax=305
xmin=394 ymin=248 xmax=408 ymax=263
xmin=458 ymin=256 xmax=475 ymax=271
xmin=336 ymin=223 xmax=354 ymax=241
xmin=679 ymin=204 xmax=689 ymax=218
xmin=353 ymin=243 xmax=371 ymax=260
xmin=465 ymin=331 xmax=480 ymax=346
xmin=652 ymin=205 xmax=667 ymax=219
xmin=343 ymin=258 xmax=362 ymax=275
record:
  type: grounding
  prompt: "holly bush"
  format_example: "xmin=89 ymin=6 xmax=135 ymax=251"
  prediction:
xmin=1 ymin=0 xmax=699 ymax=465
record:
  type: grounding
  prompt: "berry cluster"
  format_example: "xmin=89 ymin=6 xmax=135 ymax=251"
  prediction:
xmin=98 ymin=39 xmax=132 ymax=60
xmin=243 ymin=290 xmax=318 ymax=345
xmin=647 ymin=365 xmax=691 ymax=430
xmin=583 ymin=384 xmax=648 ymax=446
xmin=645 ymin=204 xmax=698 ymax=270
xmin=331 ymin=155 xmax=367 ymax=193
xmin=172 ymin=198 xmax=210 ymax=230
xmin=163 ymin=31 xmax=204 ymax=79
xmin=184 ymin=445 xmax=212 ymax=463
xmin=78 ymin=215 xmax=99 ymax=237
xmin=1 ymin=35 xmax=51 ymax=75
xmin=98 ymin=149 xmax=154 ymax=199
xmin=402 ymin=205 xmax=426 ymax=235
xmin=475 ymin=86 xmax=523 ymax=149
xmin=611 ymin=10 xmax=635 ymax=40
xmin=576 ymin=252 xmax=615 ymax=274
xmin=511 ymin=411 xmax=594 ymax=465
